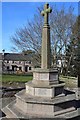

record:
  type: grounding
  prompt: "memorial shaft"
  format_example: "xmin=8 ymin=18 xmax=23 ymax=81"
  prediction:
xmin=41 ymin=3 xmax=52 ymax=69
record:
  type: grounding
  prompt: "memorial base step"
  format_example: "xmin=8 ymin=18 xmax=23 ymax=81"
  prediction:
xmin=13 ymin=90 xmax=76 ymax=117
xmin=2 ymin=98 xmax=79 ymax=119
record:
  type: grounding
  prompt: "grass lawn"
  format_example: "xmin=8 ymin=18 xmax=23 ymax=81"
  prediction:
xmin=0 ymin=74 xmax=2 ymax=80
xmin=1 ymin=74 xmax=77 ymax=88
xmin=2 ymin=74 xmax=33 ymax=83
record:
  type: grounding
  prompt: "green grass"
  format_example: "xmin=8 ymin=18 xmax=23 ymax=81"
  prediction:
xmin=0 ymin=74 xmax=2 ymax=80
xmin=2 ymin=74 xmax=33 ymax=83
xmin=1 ymin=74 xmax=77 ymax=88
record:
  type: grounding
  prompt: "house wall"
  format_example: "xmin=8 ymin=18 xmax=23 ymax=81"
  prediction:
xmin=3 ymin=60 xmax=33 ymax=73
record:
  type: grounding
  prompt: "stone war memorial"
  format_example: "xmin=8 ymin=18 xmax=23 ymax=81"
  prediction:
xmin=2 ymin=3 xmax=80 ymax=119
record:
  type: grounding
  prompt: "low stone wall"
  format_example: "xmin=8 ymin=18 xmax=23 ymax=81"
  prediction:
xmin=60 ymin=77 xmax=78 ymax=88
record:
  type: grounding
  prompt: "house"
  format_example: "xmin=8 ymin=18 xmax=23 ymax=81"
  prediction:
xmin=0 ymin=53 xmax=33 ymax=73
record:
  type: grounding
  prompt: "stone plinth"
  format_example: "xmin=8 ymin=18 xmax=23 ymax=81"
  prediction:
xmin=32 ymin=68 xmax=59 ymax=85
xmin=28 ymin=68 xmax=63 ymax=98
xmin=14 ymin=90 xmax=76 ymax=117
xmin=25 ymin=81 xmax=65 ymax=98
xmin=2 ymin=89 xmax=79 ymax=119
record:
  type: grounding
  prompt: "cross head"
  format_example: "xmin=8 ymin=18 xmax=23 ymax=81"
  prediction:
xmin=41 ymin=3 xmax=52 ymax=25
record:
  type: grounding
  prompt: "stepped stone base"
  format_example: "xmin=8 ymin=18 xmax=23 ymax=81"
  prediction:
xmin=26 ymin=81 xmax=65 ymax=98
xmin=15 ymin=90 xmax=76 ymax=116
xmin=2 ymin=90 xmax=80 ymax=119
xmin=2 ymin=68 xmax=80 ymax=119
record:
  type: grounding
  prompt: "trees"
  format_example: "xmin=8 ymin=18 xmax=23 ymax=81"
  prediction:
xmin=50 ymin=5 xmax=76 ymax=72
xmin=11 ymin=8 xmax=43 ymax=66
xmin=11 ymin=4 xmax=76 ymax=69
xmin=65 ymin=16 xmax=80 ymax=77
xmin=65 ymin=37 xmax=77 ymax=76
xmin=72 ymin=16 xmax=80 ymax=84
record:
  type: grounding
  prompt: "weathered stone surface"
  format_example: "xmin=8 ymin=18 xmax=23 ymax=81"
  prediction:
xmin=15 ymin=90 xmax=76 ymax=105
xmin=2 ymin=89 xmax=80 ymax=119
xmin=41 ymin=25 xmax=51 ymax=69
xmin=32 ymin=68 xmax=59 ymax=85
xmin=14 ymin=90 xmax=76 ymax=116
xmin=2 ymin=100 xmax=80 ymax=119
xmin=41 ymin=3 xmax=52 ymax=69
xmin=2 ymin=101 xmax=80 ymax=119
xmin=26 ymin=81 xmax=65 ymax=98
xmin=41 ymin=3 xmax=52 ymax=25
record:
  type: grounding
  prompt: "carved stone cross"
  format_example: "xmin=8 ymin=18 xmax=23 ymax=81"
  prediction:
xmin=41 ymin=3 xmax=52 ymax=25
xmin=41 ymin=3 xmax=52 ymax=69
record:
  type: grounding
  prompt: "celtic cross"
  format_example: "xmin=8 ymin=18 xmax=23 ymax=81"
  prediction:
xmin=41 ymin=3 xmax=52 ymax=25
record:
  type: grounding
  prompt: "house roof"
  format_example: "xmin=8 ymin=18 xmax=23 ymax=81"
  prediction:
xmin=0 ymin=53 xmax=32 ymax=61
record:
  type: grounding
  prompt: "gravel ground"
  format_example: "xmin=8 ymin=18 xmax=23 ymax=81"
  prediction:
xmin=0 ymin=82 xmax=23 ymax=119
xmin=0 ymin=81 xmax=25 ymax=119
xmin=2 ymin=82 xmax=25 ymax=89
xmin=1 ymin=97 xmax=16 ymax=108
xmin=0 ymin=97 xmax=16 ymax=119
xmin=0 ymin=81 xmax=80 ymax=120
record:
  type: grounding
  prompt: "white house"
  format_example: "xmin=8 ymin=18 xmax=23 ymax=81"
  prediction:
xmin=0 ymin=53 xmax=34 ymax=73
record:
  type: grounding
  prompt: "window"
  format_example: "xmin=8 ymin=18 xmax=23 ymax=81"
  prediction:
xmin=29 ymin=67 xmax=31 ymax=70
xmin=19 ymin=67 xmax=22 ymax=70
xmin=7 ymin=61 xmax=9 ymax=63
xmin=19 ymin=61 xmax=21 ymax=64
xmin=7 ymin=66 xmax=9 ymax=70
xmin=57 ymin=61 xmax=59 ymax=65
xmin=29 ymin=61 xmax=31 ymax=64
xmin=12 ymin=61 xmax=14 ymax=63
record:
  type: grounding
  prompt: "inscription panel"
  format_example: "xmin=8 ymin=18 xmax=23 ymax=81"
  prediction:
xmin=38 ymin=88 xmax=47 ymax=95
xmin=39 ymin=73 xmax=49 ymax=80
xmin=35 ymin=88 xmax=52 ymax=97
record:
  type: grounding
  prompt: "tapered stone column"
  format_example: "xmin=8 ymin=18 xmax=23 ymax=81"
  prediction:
xmin=41 ymin=25 xmax=51 ymax=69
xmin=41 ymin=3 xmax=52 ymax=69
xmin=32 ymin=3 xmax=59 ymax=86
